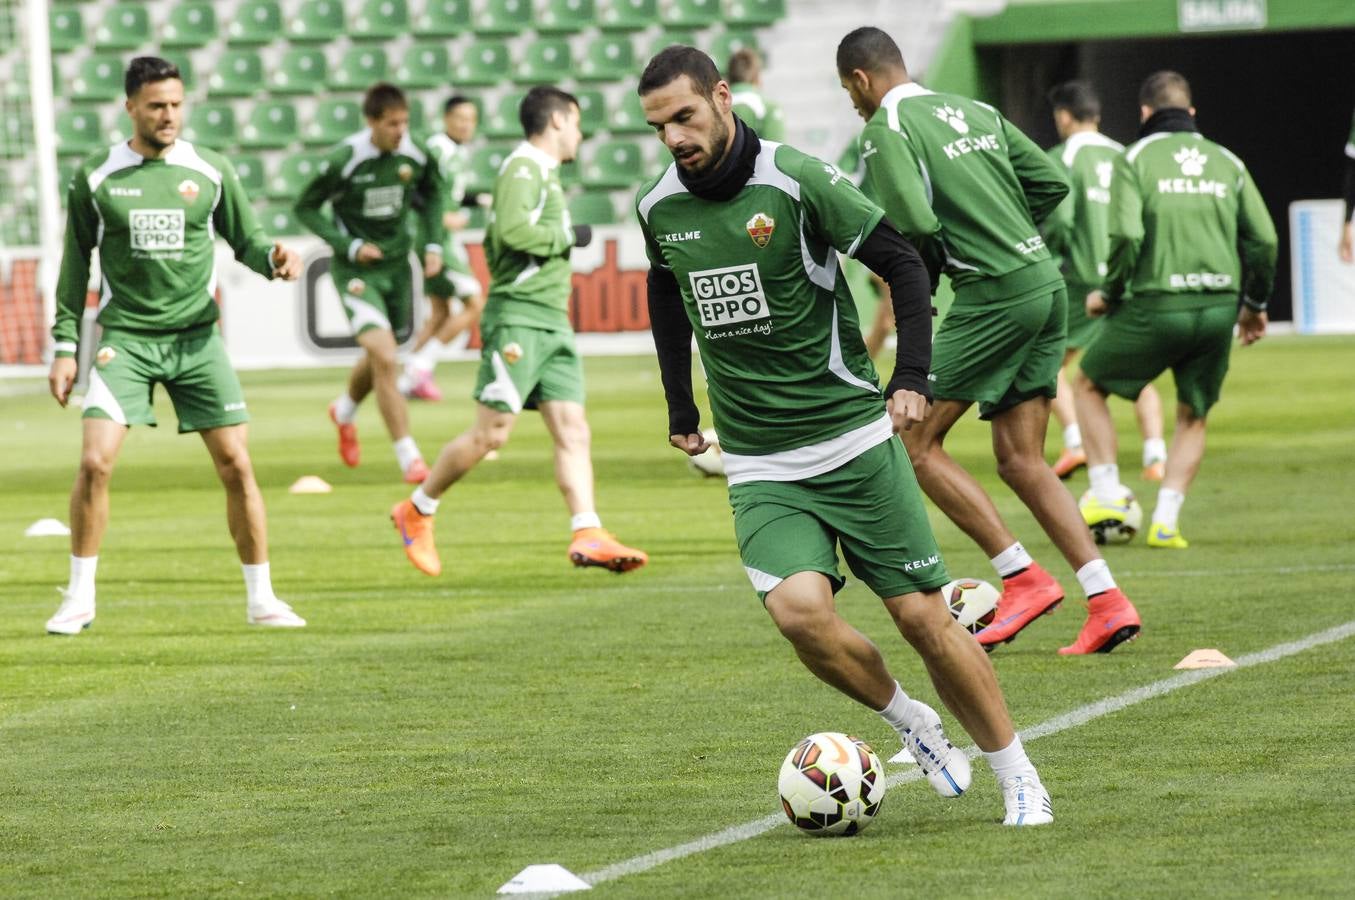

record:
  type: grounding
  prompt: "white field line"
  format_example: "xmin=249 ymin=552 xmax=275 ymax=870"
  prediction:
xmin=524 ymin=618 xmax=1355 ymax=896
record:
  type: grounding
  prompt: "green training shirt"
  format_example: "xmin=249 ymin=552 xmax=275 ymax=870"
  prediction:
xmin=730 ymin=85 xmax=786 ymax=142
xmin=53 ymin=140 xmax=277 ymax=358
xmin=1103 ymin=130 xmax=1277 ymax=306
xmin=637 ymin=142 xmax=889 ymax=483
xmin=421 ymin=131 xmax=475 ymax=272
xmin=481 ymin=141 xmax=576 ymax=332
xmin=1043 ymin=131 xmax=1123 ymax=291
xmin=859 ymin=82 xmax=1069 ymax=305
xmin=294 ymin=128 xmax=444 ymax=264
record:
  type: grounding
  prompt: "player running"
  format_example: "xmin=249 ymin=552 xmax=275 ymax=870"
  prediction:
xmin=295 ymin=82 xmax=444 ymax=484
xmin=1072 ymin=72 xmax=1276 ymax=548
xmin=391 ymin=87 xmax=647 ymax=577
xmin=398 ymin=96 xmax=486 ymax=402
xmin=45 ymin=57 xmax=305 ymax=634
xmin=836 ymin=27 xmax=1141 ymax=655
xmin=637 ymin=46 xmax=1051 ymax=826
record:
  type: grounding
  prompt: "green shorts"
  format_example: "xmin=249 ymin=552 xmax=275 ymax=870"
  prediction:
xmin=473 ymin=323 xmax=585 ymax=414
xmin=1079 ymin=294 xmax=1236 ymax=418
xmin=83 ymin=326 xmax=248 ymax=433
xmin=1064 ymin=281 xmax=1103 ymax=350
xmin=331 ymin=256 xmax=412 ymax=336
xmin=729 ymin=438 xmax=950 ymax=602
xmin=425 ymin=243 xmax=482 ymax=300
xmin=931 ymin=285 xmax=1067 ymax=420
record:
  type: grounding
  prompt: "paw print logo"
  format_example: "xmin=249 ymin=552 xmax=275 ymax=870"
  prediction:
xmin=1174 ymin=147 xmax=1207 ymax=177
xmin=934 ymin=105 xmax=969 ymax=134
xmin=1095 ymin=160 xmax=1113 ymax=189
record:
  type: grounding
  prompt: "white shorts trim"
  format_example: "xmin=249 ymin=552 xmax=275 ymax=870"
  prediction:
xmin=723 ymin=414 xmax=894 ymax=485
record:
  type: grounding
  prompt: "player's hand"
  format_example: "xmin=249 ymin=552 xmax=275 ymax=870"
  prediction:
xmin=886 ymin=389 xmax=929 ymax=433
xmin=572 ymin=225 xmax=593 ymax=248
xmin=443 ymin=210 xmax=470 ymax=231
xmin=1085 ymin=290 xmax=1109 ymax=318
xmin=271 ymin=242 xmax=303 ymax=280
xmin=48 ymin=356 xmax=77 ymax=408
xmin=355 ymin=242 xmax=384 ymax=264
xmin=1237 ymin=307 xmax=1267 ymax=346
xmin=424 ymin=252 xmax=442 ymax=279
xmin=1340 ymin=223 xmax=1354 ymax=264
xmin=669 ymin=432 xmax=711 ymax=456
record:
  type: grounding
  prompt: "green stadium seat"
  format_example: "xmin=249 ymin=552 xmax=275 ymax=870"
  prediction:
xmin=228 ymin=0 xmax=282 ymax=45
xmin=0 ymin=215 xmax=39 ymax=247
xmin=537 ymin=0 xmax=595 ymax=33
xmin=468 ymin=144 xmax=514 ymax=194
xmin=664 ymin=0 xmax=719 ymax=28
xmin=270 ymin=47 xmax=327 ymax=94
xmin=649 ymin=30 xmax=698 ymax=58
xmin=724 ymin=0 xmax=784 ymax=26
xmin=407 ymin=99 xmax=428 ymax=135
xmin=161 ymin=2 xmax=217 ymax=48
xmin=709 ymin=30 xmax=761 ymax=65
xmin=256 ymin=203 xmax=302 ymax=235
xmin=574 ymin=89 xmax=606 ymax=136
xmin=568 ymin=190 xmax=617 ymax=225
xmin=231 ymin=154 xmax=268 ymax=196
xmin=583 ymin=139 xmax=645 ymax=189
xmin=69 ymin=54 xmax=126 ymax=102
xmin=289 ymin=0 xmax=345 ymax=43
xmin=475 ymin=0 xmax=531 ymax=36
xmin=351 ymin=0 xmax=409 ymax=40
xmin=306 ymin=99 xmax=362 ymax=146
xmin=513 ymin=38 xmax=573 ymax=85
xmin=482 ymin=93 xmax=526 ymax=140
xmin=452 ymin=39 xmax=512 ymax=87
xmin=578 ymin=34 xmax=636 ymax=82
xmin=600 ymin=0 xmax=657 ymax=32
xmin=268 ymin=153 xmax=329 ymax=199
xmin=55 ymin=108 xmax=104 ymax=158
xmin=209 ymin=49 xmax=267 ymax=97
xmin=182 ymin=101 xmax=237 ymax=148
xmin=415 ymin=0 xmax=471 ymax=36
xmin=95 ymin=4 xmax=150 ymax=49
xmin=160 ymin=53 xmax=197 ymax=89
xmin=49 ymin=7 xmax=85 ymax=52
xmin=395 ymin=42 xmax=450 ymax=89
xmin=608 ymin=91 xmax=651 ymax=135
xmin=239 ymin=100 xmax=300 ymax=148
xmin=329 ymin=46 xmax=389 ymax=90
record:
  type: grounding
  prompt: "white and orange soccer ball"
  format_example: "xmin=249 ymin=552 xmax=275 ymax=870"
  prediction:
xmin=941 ymin=578 xmax=1000 ymax=632
xmin=777 ymin=732 xmax=886 ymax=836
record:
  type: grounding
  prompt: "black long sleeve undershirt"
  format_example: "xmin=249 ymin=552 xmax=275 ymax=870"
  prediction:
xmin=646 ymin=266 xmax=698 ymax=436
xmin=1343 ymin=156 xmax=1355 ymax=224
xmin=853 ymin=218 xmax=935 ymax=402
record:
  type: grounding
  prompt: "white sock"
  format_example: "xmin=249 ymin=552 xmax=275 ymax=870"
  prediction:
xmin=1142 ymin=438 xmax=1167 ymax=466
xmin=1076 ymin=558 xmax=1117 ymax=597
xmin=242 ymin=562 xmax=274 ymax=605
xmin=394 ymin=436 xmax=422 ymax=472
xmin=396 ymin=371 xmax=414 ymax=395
xmin=332 ymin=393 xmax=358 ymax=424
xmin=984 ymin=735 xmax=1037 ymax=781
xmin=411 ymin=486 xmax=439 ymax=516
xmin=1089 ymin=463 xmax=1123 ymax=504
xmin=411 ymin=338 xmax=446 ymax=374
xmin=1152 ymin=488 xmax=1185 ymax=529
xmin=990 ymin=542 xmax=1033 ymax=579
xmin=571 ymin=511 xmax=602 ymax=531
xmin=876 ymin=681 xmax=926 ymax=733
xmin=1063 ymin=424 xmax=1083 ymax=451
xmin=68 ymin=555 xmax=97 ymax=602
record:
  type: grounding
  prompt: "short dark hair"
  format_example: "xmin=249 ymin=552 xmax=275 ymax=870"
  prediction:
xmin=836 ymin=26 xmax=906 ymax=77
xmin=444 ymin=95 xmax=475 ymax=115
xmin=727 ymin=48 xmax=762 ymax=85
xmin=1047 ymin=80 xmax=1101 ymax=122
xmin=518 ymin=85 xmax=578 ymax=137
xmin=124 ymin=56 xmax=181 ymax=97
xmin=1139 ymin=71 xmax=1192 ymax=111
xmin=638 ymin=45 xmax=721 ymax=98
xmin=363 ymin=82 xmax=408 ymax=120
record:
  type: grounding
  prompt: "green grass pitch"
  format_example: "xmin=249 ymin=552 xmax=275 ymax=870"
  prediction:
xmin=2 ymin=335 xmax=1354 ymax=898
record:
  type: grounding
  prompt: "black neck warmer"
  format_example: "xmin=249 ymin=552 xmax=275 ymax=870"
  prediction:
xmin=676 ymin=117 xmax=760 ymax=202
xmin=1140 ymin=107 xmax=1198 ymax=139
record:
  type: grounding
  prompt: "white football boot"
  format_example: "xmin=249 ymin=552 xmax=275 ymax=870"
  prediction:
xmin=46 ymin=588 xmax=95 ymax=635
xmin=1000 ymin=773 xmax=1054 ymax=826
xmin=889 ymin=703 xmax=972 ymax=797
xmin=247 ymin=597 xmax=306 ymax=628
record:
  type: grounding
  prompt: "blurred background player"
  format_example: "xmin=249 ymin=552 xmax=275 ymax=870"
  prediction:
xmin=727 ymin=48 xmax=785 ymax=142
xmin=837 ymin=27 xmax=1141 ymax=656
xmin=1042 ymin=81 xmax=1167 ymax=482
xmin=391 ymin=87 xmax=647 ymax=577
xmin=295 ymin=82 xmax=444 ymax=484
xmin=638 ymin=46 xmax=1051 ymax=826
xmin=1340 ymin=106 xmax=1355 ymax=262
xmin=399 ymin=96 xmax=486 ymax=402
xmin=45 ymin=57 xmax=306 ymax=635
xmin=1073 ymin=72 xmax=1276 ymax=549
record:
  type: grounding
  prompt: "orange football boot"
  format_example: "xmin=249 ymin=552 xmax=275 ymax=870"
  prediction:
xmin=975 ymin=563 xmax=1064 ymax=651
xmin=328 ymin=403 xmax=360 ymax=468
xmin=568 ymin=528 xmax=648 ymax=573
xmin=391 ymin=499 xmax=441 ymax=576
xmin=1058 ymin=588 xmax=1142 ymax=655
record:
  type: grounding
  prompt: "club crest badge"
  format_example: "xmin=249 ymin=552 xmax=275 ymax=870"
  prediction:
xmin=398 ymin=163 xmax=413 ymax=183
xmin=96 ymin=346 xmax=116 ymax=367
xmin=502 ymin=342 xmax=523 ymax=365
xmin=346 ymin=278 xmax=365 ymax=297
xmin=746 ymin=212 xmax=775 ymax=248
xmin=177 ymin=179 xmax=199 ymax=203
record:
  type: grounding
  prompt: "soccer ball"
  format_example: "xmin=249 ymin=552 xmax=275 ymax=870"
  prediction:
xmin=942 ymin=578 xmax=1000 ymax=632
xmin=686 ymin=428 xmax=725 ymax=477
xmin=1079 ymin=489 xmax=1143 ymax=545
xmin=777 ymin=732 xmax=885 ymax=836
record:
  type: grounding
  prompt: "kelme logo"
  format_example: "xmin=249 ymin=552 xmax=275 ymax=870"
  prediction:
xmin=934 ymin=105 xmax=969 ymax=134
xmin=745 ymin=213 xmax=775 ymax=248
xmin=1174 ymin=147 xmax=1207 ymax=177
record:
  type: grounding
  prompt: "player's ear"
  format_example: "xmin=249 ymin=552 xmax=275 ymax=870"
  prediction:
xmin=712 ymin=81 xmax=733 ymax=114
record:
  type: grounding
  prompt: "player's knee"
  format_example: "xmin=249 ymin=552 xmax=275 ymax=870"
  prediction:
xmin=767 ymin=592 xmax=832 ymax=647
xmin=995 ymin=450 xmax=1039 ymax=487
xmin=555 ymin=419 xmax=591 ymax=453
xmin=213 ymin=446 xmax=254 ymax=485
xmin=889 ymin=598 xmax=950 ymax=656
xmin=472 ymin=420 xmax=512 ymax=452
xmin=78 ymin=449 xmax=116 ymax=483
xmin=367 ymin=349 xmax=400 ymax=378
